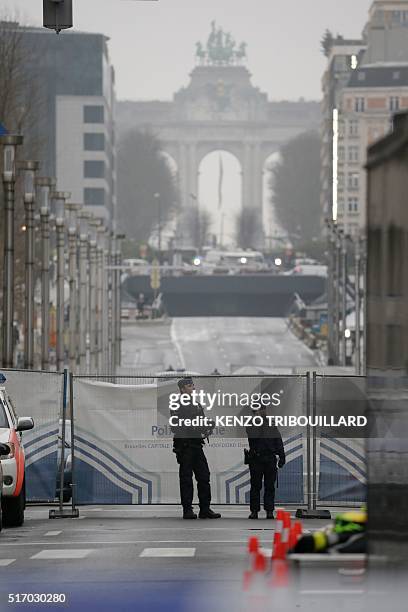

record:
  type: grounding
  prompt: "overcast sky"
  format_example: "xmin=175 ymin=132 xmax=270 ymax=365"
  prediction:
xmin=3 ymin=0 xmax=371 ymax=102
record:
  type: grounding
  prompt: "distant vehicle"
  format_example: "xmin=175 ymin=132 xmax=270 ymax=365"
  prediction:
xmin=285 ymin=263 xmax=327 ymax=277
xmin=204 ymin=249 xmax=266 ymax=274
xmin=123 ymin=258 xmax=148 ymax=270
xmin=0 ymin=382 xmax=34 ymax=527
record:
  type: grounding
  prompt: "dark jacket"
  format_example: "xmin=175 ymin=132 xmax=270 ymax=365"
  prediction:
xmin=171 ymin=398 xmax=213 ymax=447
xmin=246 ymin=417 xmax=285 ymax=463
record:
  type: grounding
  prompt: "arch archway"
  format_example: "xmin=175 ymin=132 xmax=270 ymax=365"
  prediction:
xmin=198 ymin=150 xmax=242 ymax=247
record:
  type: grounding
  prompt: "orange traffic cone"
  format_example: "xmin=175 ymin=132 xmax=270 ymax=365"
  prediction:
xmin=248 ymin=535 xmax=259 ymax=554
xmin=272 ymin=538 xmax=286 ymax=560
xmin=281 ymin=511 xmax=291 ymax=553
xmin=254 ymin=552 xmax=267 ymax=573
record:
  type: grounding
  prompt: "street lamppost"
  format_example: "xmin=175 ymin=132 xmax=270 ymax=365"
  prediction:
xmin=115 ymin=234 xmax=125 ymax=369
xmin=96 ymin=224 xmax=106 ymax=373
xmin=109 ymin=232 xmax=116 ymax=374
xmin=101 ymin=227 xmax=110 ymax=374
xmin=0 ymin=134 xmax=23 ymax=367
xmin=326 ymin=220 xmax=336 ymax=365
xmin=341 ymin=232 xmax=348 ymax=367
xmin=19 ymin=160 xmax=40 ymax=369
xmin=36 ymin=177 xmax=55 ymax=370
xmin=66 ymin=203 xmax=81 ymax=373
xmin=154 ymin=192 xmax=162 ymax=264
xmin=51 ymin=190 xmax=70 ymax=372
xmin=88 ymin=217 xmax=100 ymax=373
xmin=78 ymin=211 xmax=90 ymax=374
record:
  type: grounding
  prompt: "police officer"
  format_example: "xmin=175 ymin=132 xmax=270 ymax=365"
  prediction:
xmin=172 ymin=377 xmax=221 ymax=520
xmin=246 ymin=407 xmax=286 ymax=519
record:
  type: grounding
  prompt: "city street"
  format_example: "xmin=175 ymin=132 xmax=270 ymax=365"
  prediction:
xmin=0 ymin=505 xmax=329 ymax=611
xmin=120 ymin=318 xmax=317 ymax=376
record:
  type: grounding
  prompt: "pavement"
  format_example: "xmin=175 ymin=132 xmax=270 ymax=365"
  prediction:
xmin=0 ymin=504 xmax=329 ymax=611
xmin=120 ymin=317 xmax=317 ymax=376
xmin=1 ymin=505 xmax=403 ymax=612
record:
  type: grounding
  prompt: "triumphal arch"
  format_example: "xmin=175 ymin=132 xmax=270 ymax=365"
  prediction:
xmin=117 ymin=23 xmax=320 ymax=218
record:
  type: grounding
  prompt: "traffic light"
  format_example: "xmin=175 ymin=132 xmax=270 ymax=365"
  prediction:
xmin=43 ymin=0 xmax=73 ymax=34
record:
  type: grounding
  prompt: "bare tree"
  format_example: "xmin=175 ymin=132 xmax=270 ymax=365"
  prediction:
xmin=235 ymin=208 xmax=262 ymax=250
xmin=0 ymin=18 xmax=45 ymax=335
xmin=117 ymin=129 xmax=179 ymax=242
xmin=184 ymin=207 xmax=212 ymax=251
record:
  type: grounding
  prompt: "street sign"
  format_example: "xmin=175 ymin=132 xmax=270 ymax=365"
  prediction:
xmin=150 ymin=259 xmax=161 ymax=290
xmin=0 ymin=123 xmax=8 ymax=136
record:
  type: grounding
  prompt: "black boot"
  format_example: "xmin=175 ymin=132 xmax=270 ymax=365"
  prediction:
xmin=199 ymin=508 xmax=221 ymax=519
xmin=183 ymin=507 xmax=197 ymax=519
xmin=266 ymin=510 xmax=274 ymax=519
xmin=248 ymin=511 xmax=258 ymax=519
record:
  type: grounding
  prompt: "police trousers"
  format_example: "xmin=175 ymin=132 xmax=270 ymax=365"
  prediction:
xmin=175 ymin=444 xmax=211 ymax=511
xmin=249 ymin=459 xmax=277 ymax=512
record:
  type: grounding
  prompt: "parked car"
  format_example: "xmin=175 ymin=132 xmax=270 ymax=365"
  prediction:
xmin=0 ymin=382 xmax=34 ymax=527
xmin=0 ymin=443 xmax=11 ymax=532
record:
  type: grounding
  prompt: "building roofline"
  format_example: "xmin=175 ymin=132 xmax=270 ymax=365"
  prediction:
xmin=366 ymin=111 xmax=408 ymax=168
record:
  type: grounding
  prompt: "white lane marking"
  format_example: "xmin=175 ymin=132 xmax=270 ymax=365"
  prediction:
xmin=140 ymin=548 xmax=196 ymax=558
xmin=31 ymin=549 xmax=93 ymax=560
xmin=170 ymin=320 xmax=186 ymax=369
xmin=2 ymin=540 xmax=259 ymax=547
xmin=0 ymin=559 xmax=15 ymax=566
xmin=300 ymin=590 xmax=365 ymax=595
xmin=44 ymin=531 xmax=62 ymax=537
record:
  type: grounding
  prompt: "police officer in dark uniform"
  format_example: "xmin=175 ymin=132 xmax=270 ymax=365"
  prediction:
xmin=246 ymin=407 xmax=286 ymax=519
xmin=172 ymin=377 xmax=221 ymax=520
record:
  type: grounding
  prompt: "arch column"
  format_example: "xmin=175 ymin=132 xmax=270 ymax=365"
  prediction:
xmin=188 ymin=143 xmax=199 ymax=201
xmin=252 ymin=142 xmax=263 ymax=214
xmin=242 ymin=143 xmax=253 ymax=209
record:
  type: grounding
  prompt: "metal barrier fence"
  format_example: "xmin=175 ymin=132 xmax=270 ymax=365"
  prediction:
xmin=71 ymin=374 xmax=310 ymax=506
xmin=314 ymin=373 xmax=366 ymax=508
xmin=1 ymin=368 xmax=65 ymax=502
xmin=0 ymin=370 xmax=368 ymax=509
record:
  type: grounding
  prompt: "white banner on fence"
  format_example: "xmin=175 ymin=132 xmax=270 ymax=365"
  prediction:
xmin=2 ymin=370 xmax=63 ymax=502
xmin=73 ymin=378 xmax=306 ymax=505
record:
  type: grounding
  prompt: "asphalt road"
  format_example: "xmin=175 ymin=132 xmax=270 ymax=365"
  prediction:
xmin=1 ymin=506 xmax=401 ymax=612
xmin=120 ymin=317 xmax=317 ymax=376
xmin=0 ymin=505 xmax=356 ymax=612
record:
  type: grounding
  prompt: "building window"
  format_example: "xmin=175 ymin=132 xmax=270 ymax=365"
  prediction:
xmin=348 ymin=146 xmax=359 ymax=162
xmin=84 ymin=105 xmax=104 ymax=124
xmin=349 ymin=120 xmax=359 ymax=136
xmin=355 ymin=97 xmax=365 ymax=112
xmin=84 ymin=133 xmax=105 ymax=151
xmin=347 ymin=196 xmax=358 ymax=212
xmin=389 ymin=96 xmax=400 ymax=112
xmin=338 ymin=146 xmax=345 ymax=162
xmin=348 ymin=173 xmax=360 ymax=190
xmin=84 ymin=188 xmax=106 ymax=206
xmin=338 ymin=172 xmax=345 ymax=189
xmin=84 ymin=160 xmax=105 ymax=179
xmin=338 ymin=198 xmax=344 ymax=214
xmin=392 ymin=10 xmax=408 ymax=25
